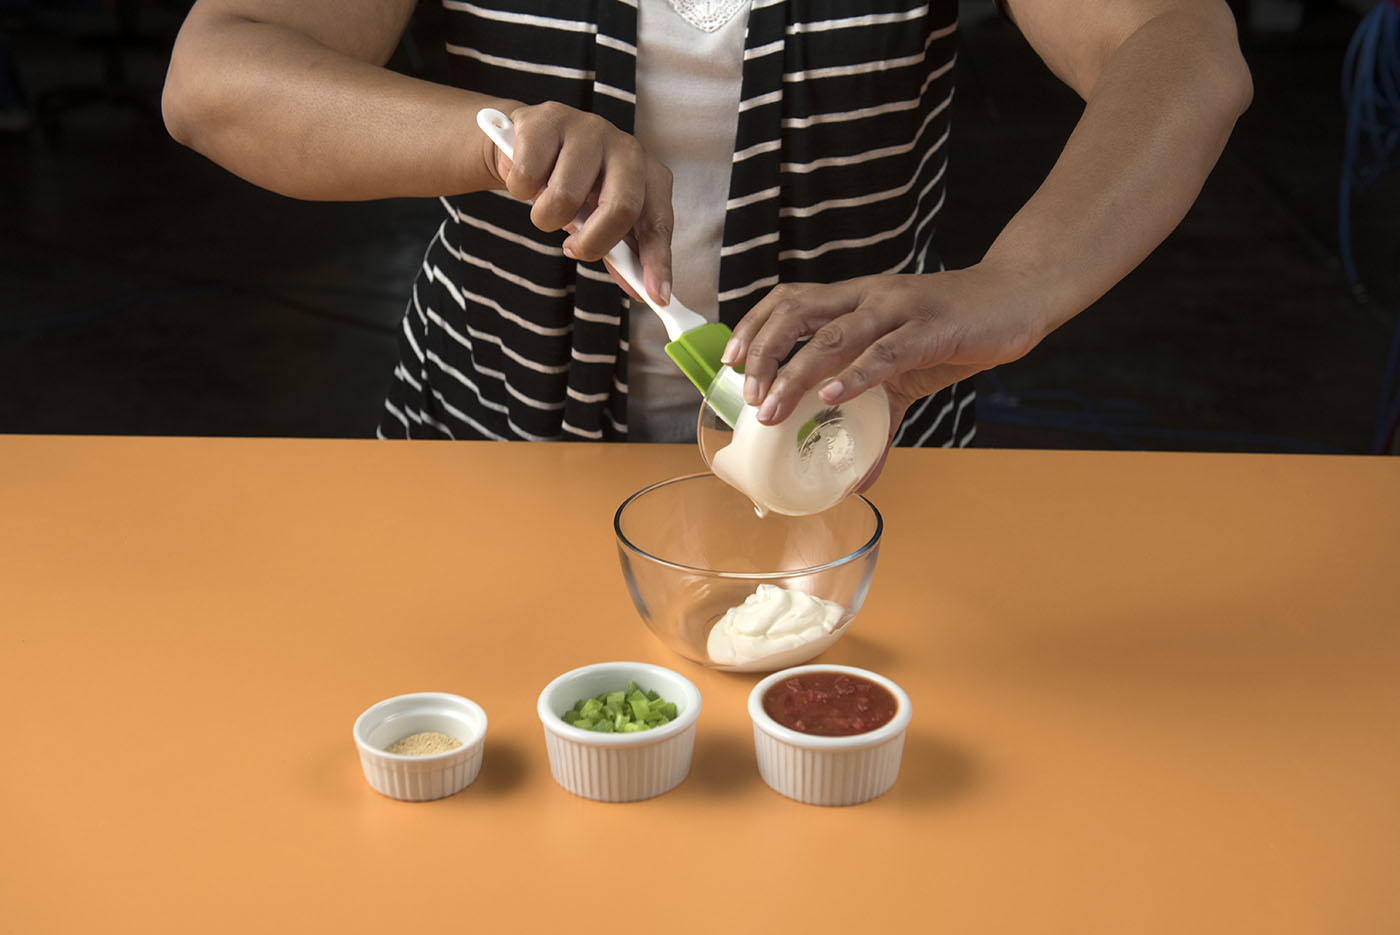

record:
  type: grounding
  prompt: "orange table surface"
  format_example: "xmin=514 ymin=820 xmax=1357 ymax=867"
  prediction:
xmin=1 ymin=435 xmax=1397 ymax=933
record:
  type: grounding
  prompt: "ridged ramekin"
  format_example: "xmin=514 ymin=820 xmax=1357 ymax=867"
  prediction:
xmin=537 ymin=661 xmax=702 ymax=802
xmin=748 ymin=664 xmax=912 ymax=806
xmin=353 ymin=692 xmax=488 ymax=802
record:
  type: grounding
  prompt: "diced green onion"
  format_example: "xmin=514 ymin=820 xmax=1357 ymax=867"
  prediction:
xmin=562 ymin=683 xmax=679 ymax=733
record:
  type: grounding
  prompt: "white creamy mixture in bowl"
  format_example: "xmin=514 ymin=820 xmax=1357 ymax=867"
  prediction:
xmin=614 ymin=473 xmax=882 ymax=671
xmin=706 ymin=583 xmax=850 ymax=672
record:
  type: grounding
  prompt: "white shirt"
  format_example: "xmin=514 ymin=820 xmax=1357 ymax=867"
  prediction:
xmin=628 ymin=0 xmax=751 ymax=442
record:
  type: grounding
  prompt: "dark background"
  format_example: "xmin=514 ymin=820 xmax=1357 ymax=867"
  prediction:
xmin=2 ymin=0 xmax=1398 ymax=452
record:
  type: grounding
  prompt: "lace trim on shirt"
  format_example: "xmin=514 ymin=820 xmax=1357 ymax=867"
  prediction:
xmin=665 ymin=0 xmax=748 ymax=32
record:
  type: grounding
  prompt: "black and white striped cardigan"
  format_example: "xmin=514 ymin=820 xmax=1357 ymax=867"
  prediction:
xmin=380 ymin=0 xmax=976 ymax=447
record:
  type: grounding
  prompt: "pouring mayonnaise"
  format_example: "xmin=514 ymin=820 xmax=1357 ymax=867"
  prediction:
xmin=482 ymin=104 xmax=889 ymax=516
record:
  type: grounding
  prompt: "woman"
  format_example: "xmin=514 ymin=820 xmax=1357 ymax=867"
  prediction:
xmin=162 ymin=0 xmax=1251 ymax=470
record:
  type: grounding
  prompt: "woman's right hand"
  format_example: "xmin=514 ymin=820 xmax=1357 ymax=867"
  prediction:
xmin=484 ymin=101 xmax=675 ymax=306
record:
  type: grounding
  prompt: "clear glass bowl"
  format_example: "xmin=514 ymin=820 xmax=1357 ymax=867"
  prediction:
xmin=613 ymin=472 xmax=883 ymax=672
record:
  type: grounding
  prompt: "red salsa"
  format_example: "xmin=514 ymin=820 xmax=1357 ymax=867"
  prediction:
xmin=762 ymin=671 xmax=897 ymax=736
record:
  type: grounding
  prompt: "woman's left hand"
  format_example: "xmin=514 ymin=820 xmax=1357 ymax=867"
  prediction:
xmin=722 ymin=263 xmax=1056 ymax=437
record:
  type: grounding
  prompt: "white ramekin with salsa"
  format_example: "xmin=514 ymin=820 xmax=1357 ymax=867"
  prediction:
xmin=747 ymin=664 xmax=912 ymax=806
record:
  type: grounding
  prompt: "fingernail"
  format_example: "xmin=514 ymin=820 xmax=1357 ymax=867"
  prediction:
xmin=721 ymin=337 xmax=739 ymax=365
xmin=744 ymin=376 xmax=758 ymax=405
xmin=562 ymin=244 xmax=578 ymax=260
xmin=659 ymin=280 xmax=672 ymax=305
xmin=819 ymin=380 xmax=845 ymax=403
xmin=757 ymin=397 xmax=778 ymax=423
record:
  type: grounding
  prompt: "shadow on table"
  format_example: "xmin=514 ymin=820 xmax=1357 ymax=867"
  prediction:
xmin=685 ymin=724 xmax=979 ymax=806
xmin=471 ymin=738 xmax=530 ymax=794
xmin=687 ymin=732 xmax=754 ymax=795
xmin=687 ymin=731 xmax=978 ymax=805
xmin=825 ymin=631 xmax=901 ymax=671
xmin=898 ymin=732 xmax=979 ymax=805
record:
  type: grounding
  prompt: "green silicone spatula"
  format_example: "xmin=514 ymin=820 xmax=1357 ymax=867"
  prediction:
xmin=477 ymin=108 xmax=743 ymax=427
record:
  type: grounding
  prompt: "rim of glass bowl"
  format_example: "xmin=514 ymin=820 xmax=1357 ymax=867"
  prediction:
xmin=613 ymin=472 xmax=883 ymax=579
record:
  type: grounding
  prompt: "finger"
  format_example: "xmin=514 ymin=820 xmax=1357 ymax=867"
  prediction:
xmin=601 ymin=254 xmax=648 ymax=305
xmin=820 ymin=321 xmax=955 ymax=406
xmin=738 ymin=282 xmax=860 ymax=409
xmin=721 ymin=290 xmax=776 ymax=368
xmin=565 ymin=136 xmax=646 ymax=263
xmin=533 ymin=134 xmax=604 ymax=235
xmin=503 ymin=112 xmax=561 ymax=204
xmin=631 ymin=161 xmax=674 ymax=306
xmin=479 ymin=97 xmax=525 ymax=187
xmin=756 ymin=298 xmax=904 ymax=425
xmin=491 ymin=151 xmax=514 ymax=189
xmin=887 ymin=361 xmax=983 ymax=409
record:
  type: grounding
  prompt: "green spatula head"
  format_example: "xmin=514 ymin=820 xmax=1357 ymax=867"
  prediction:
xmin=665 ymin=321 xmax=833 ymax=439
xmin=665 ymin=322 xmax=745 ymax=428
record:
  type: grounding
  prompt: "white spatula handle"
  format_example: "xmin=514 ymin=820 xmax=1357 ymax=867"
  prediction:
xmin=476 ymin=108 xmax=705 ymax=340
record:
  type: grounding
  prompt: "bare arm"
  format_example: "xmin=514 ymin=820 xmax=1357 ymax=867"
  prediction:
xmin=162 ymin=1 xmax=674 ymax=297
xmin=979 ymin=0 xmax=1253 ymax=335
xmin=725 ymin=0 xmax=1252 ymax=431
xmin=162 ymin=0 xmax=497 ymax=200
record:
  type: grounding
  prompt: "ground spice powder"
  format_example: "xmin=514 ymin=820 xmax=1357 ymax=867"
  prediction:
xmin=384 ymin=731 xmax=461 ymax=756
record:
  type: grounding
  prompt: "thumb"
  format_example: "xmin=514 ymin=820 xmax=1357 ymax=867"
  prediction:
xmin=494 ymin=152 xmax=514 ymax=189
